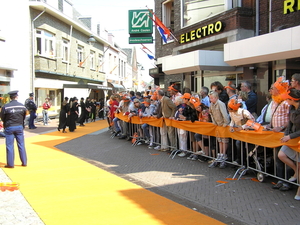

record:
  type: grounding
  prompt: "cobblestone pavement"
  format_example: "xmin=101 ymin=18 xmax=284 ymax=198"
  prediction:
xmin=56 ymin=129 xmax=300 ymax=225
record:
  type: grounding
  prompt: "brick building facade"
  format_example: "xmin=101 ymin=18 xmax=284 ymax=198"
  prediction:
xmin=151 ymin=0 xmax=300 ymax=113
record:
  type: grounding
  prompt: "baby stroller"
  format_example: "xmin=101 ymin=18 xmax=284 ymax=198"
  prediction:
xmin=233 ymin=144 xmax=273 ymax=182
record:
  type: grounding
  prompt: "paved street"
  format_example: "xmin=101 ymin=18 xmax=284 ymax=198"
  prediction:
xmin=57 ymin=127 xmax=300 ymax=225
xmin=1 ymin=118 xmax=300 ymax=225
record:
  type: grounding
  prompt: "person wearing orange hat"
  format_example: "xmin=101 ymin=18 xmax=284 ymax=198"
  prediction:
xmin=176 ymin=93 xmax=198 ymax=157
xmin=188 ymin=97 xmax=211 ymax=161
xmin=278 ymin=88 xmax=300 ymax=200
xmin=227 ymin=98 xmax=255 ymax=167
xmin=168 ymin=84 xmax=182 ymax=103
xmin=225 ymin=82 xmax=238 ymax=101
xmin=267 ymin=77 xmax=293 ymax=191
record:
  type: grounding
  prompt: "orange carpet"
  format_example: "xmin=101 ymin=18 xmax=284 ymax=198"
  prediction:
xmin=0 ymin=120 xmax=225 ymax=225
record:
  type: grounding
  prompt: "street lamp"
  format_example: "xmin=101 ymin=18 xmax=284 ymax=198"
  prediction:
xmin=87 ymin=35 xmax=96 ymax=46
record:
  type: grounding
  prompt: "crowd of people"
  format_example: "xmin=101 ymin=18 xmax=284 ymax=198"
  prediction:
xmin=106 ymin=74 xmax=300 ymax=201
xmin=57 ymin=97 xmax=104 ymax=133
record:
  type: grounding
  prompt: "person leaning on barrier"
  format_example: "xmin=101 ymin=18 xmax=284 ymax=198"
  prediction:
xmin=278 ymin=88 xmax=300 ymax=200
xmin=208 ymin=91 xmax=230 ymax=168
xmin=117 ymin=96 xmax=131 ymax=140
xmin=228 ymin=98 xmax=255 ymax=166
xmin=172 ymin=94 xmax=188 ymax=157
xmin=155 ymin=89 xmax=177 ymax=152
xmin=177 ymin=93 xmax=198 ymax=158
xmin=264 ymin=78 xmax=292 ymax=191
xmin=141 ymin=98 xmax=155 ymax=145
xmin=1 ymin=90 xmax=27 ymax=168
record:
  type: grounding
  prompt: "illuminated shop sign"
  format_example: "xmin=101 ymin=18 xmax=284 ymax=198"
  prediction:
xmin=284 ymin=0 xmax=300 ymax=14
xmin=180 ymin=21 xmax=223 ymax=44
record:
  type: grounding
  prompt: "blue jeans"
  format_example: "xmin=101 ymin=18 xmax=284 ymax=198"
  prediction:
xmin=113 ymin=117 xmax=121 ymax=132
xmin=5 ymin=125 xmax=27 ymax=167
xmin=141 ymin=123 xmax=150 ymax=138
xmin=29 ymin=111 xmax=36 ymax=128
xmin=42 ymin=109 xmax=49 ymax=125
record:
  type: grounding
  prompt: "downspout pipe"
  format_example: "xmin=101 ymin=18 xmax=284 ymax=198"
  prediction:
xmin=269 ymin=0 xmax=272 ymax=33
xmin=255 ymin=0 xmax=259 ymax=36
xmin=67 ymin=25 xmax=73 ymax=75
xmin=31 ymin=8 xmax=46 ymax=93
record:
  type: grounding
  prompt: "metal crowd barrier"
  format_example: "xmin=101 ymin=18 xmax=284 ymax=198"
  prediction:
xmin=113 ymin=114 xmax=300 ymax=187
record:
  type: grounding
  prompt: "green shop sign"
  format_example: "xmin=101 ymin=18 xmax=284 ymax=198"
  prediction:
xmin=128 ymin=9 xmax=153 ymax=34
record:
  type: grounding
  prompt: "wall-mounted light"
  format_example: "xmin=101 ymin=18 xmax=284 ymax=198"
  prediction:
xmin=87 ymin=35 xmax=96 ymax=46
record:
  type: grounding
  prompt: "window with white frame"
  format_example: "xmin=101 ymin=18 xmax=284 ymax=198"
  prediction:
xmin=36 ymin=29 xmax=55 ymax=57
xmin=90 ymin=51 xmax=95 ymax=70
xmin=162 ymin=0 xmax=174 ymax=44
xmin=77 ymin=45 xmax=84 ymax=65
xmin=182 ymin=0 xmax=226 ymax=27
xmin=62 ymin=39 xmax=69 ymax=62
xmin=98 ymin=54 xmax=103 ymax=72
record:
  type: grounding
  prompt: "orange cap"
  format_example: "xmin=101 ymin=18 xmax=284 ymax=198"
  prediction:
xmin=181 ymin=93 xmax=191 ymax=99
xmin=228 ymin=98 xmax=241 ymax=111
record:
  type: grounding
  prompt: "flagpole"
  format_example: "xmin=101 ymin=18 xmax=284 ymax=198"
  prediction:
xmin=145 ymin=5 xmax=178 ymax=43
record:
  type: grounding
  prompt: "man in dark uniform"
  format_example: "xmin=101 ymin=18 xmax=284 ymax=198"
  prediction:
xmin=25 ymin=92 xmax=37 ymax=129
xmin=0 ymin=90 xmax=27 ymax=168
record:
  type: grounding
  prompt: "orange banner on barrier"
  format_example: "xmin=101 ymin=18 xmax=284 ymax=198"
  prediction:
xmin=116 ymin=115 xmax=300 ymax=152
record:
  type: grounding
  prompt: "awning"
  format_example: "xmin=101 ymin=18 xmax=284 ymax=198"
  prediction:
xmin=224 ymin=25 xmax=300 ymax=66
xmin=63 ymin=84 xmax=112 ymax=91
xmin=108 ymin=82 xmax=125 ymax=91
xmin=0 ymin=64 xmax=18 ymax=71
xmin=161 ymin=50 xmax=235 ymax=75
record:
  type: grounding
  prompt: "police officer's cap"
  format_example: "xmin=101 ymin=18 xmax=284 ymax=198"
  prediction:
xmin=29 ymin=93 xmax=34 ymax=97
xmin=8 ymin=90 xmax=19 ymax=97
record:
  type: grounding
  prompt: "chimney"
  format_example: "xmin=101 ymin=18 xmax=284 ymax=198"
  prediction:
xmin=97 ymin=24 xmax=100 ymax=36
xmin=78 ymin=16 xmax=92 ymax=29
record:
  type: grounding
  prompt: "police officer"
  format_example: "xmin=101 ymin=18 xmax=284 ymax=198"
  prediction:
xmin=25 ymin=92 xmax=37 ymax=129
xmin=0 ymin=90 xmax=27 ymax=168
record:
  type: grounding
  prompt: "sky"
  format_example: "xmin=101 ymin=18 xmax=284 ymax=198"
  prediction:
xmin=71 ymin=0 xmax=156 ymax=81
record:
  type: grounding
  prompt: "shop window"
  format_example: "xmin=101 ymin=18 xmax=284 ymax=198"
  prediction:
xmin=36 ymin=29 xmax=55 ymax=58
